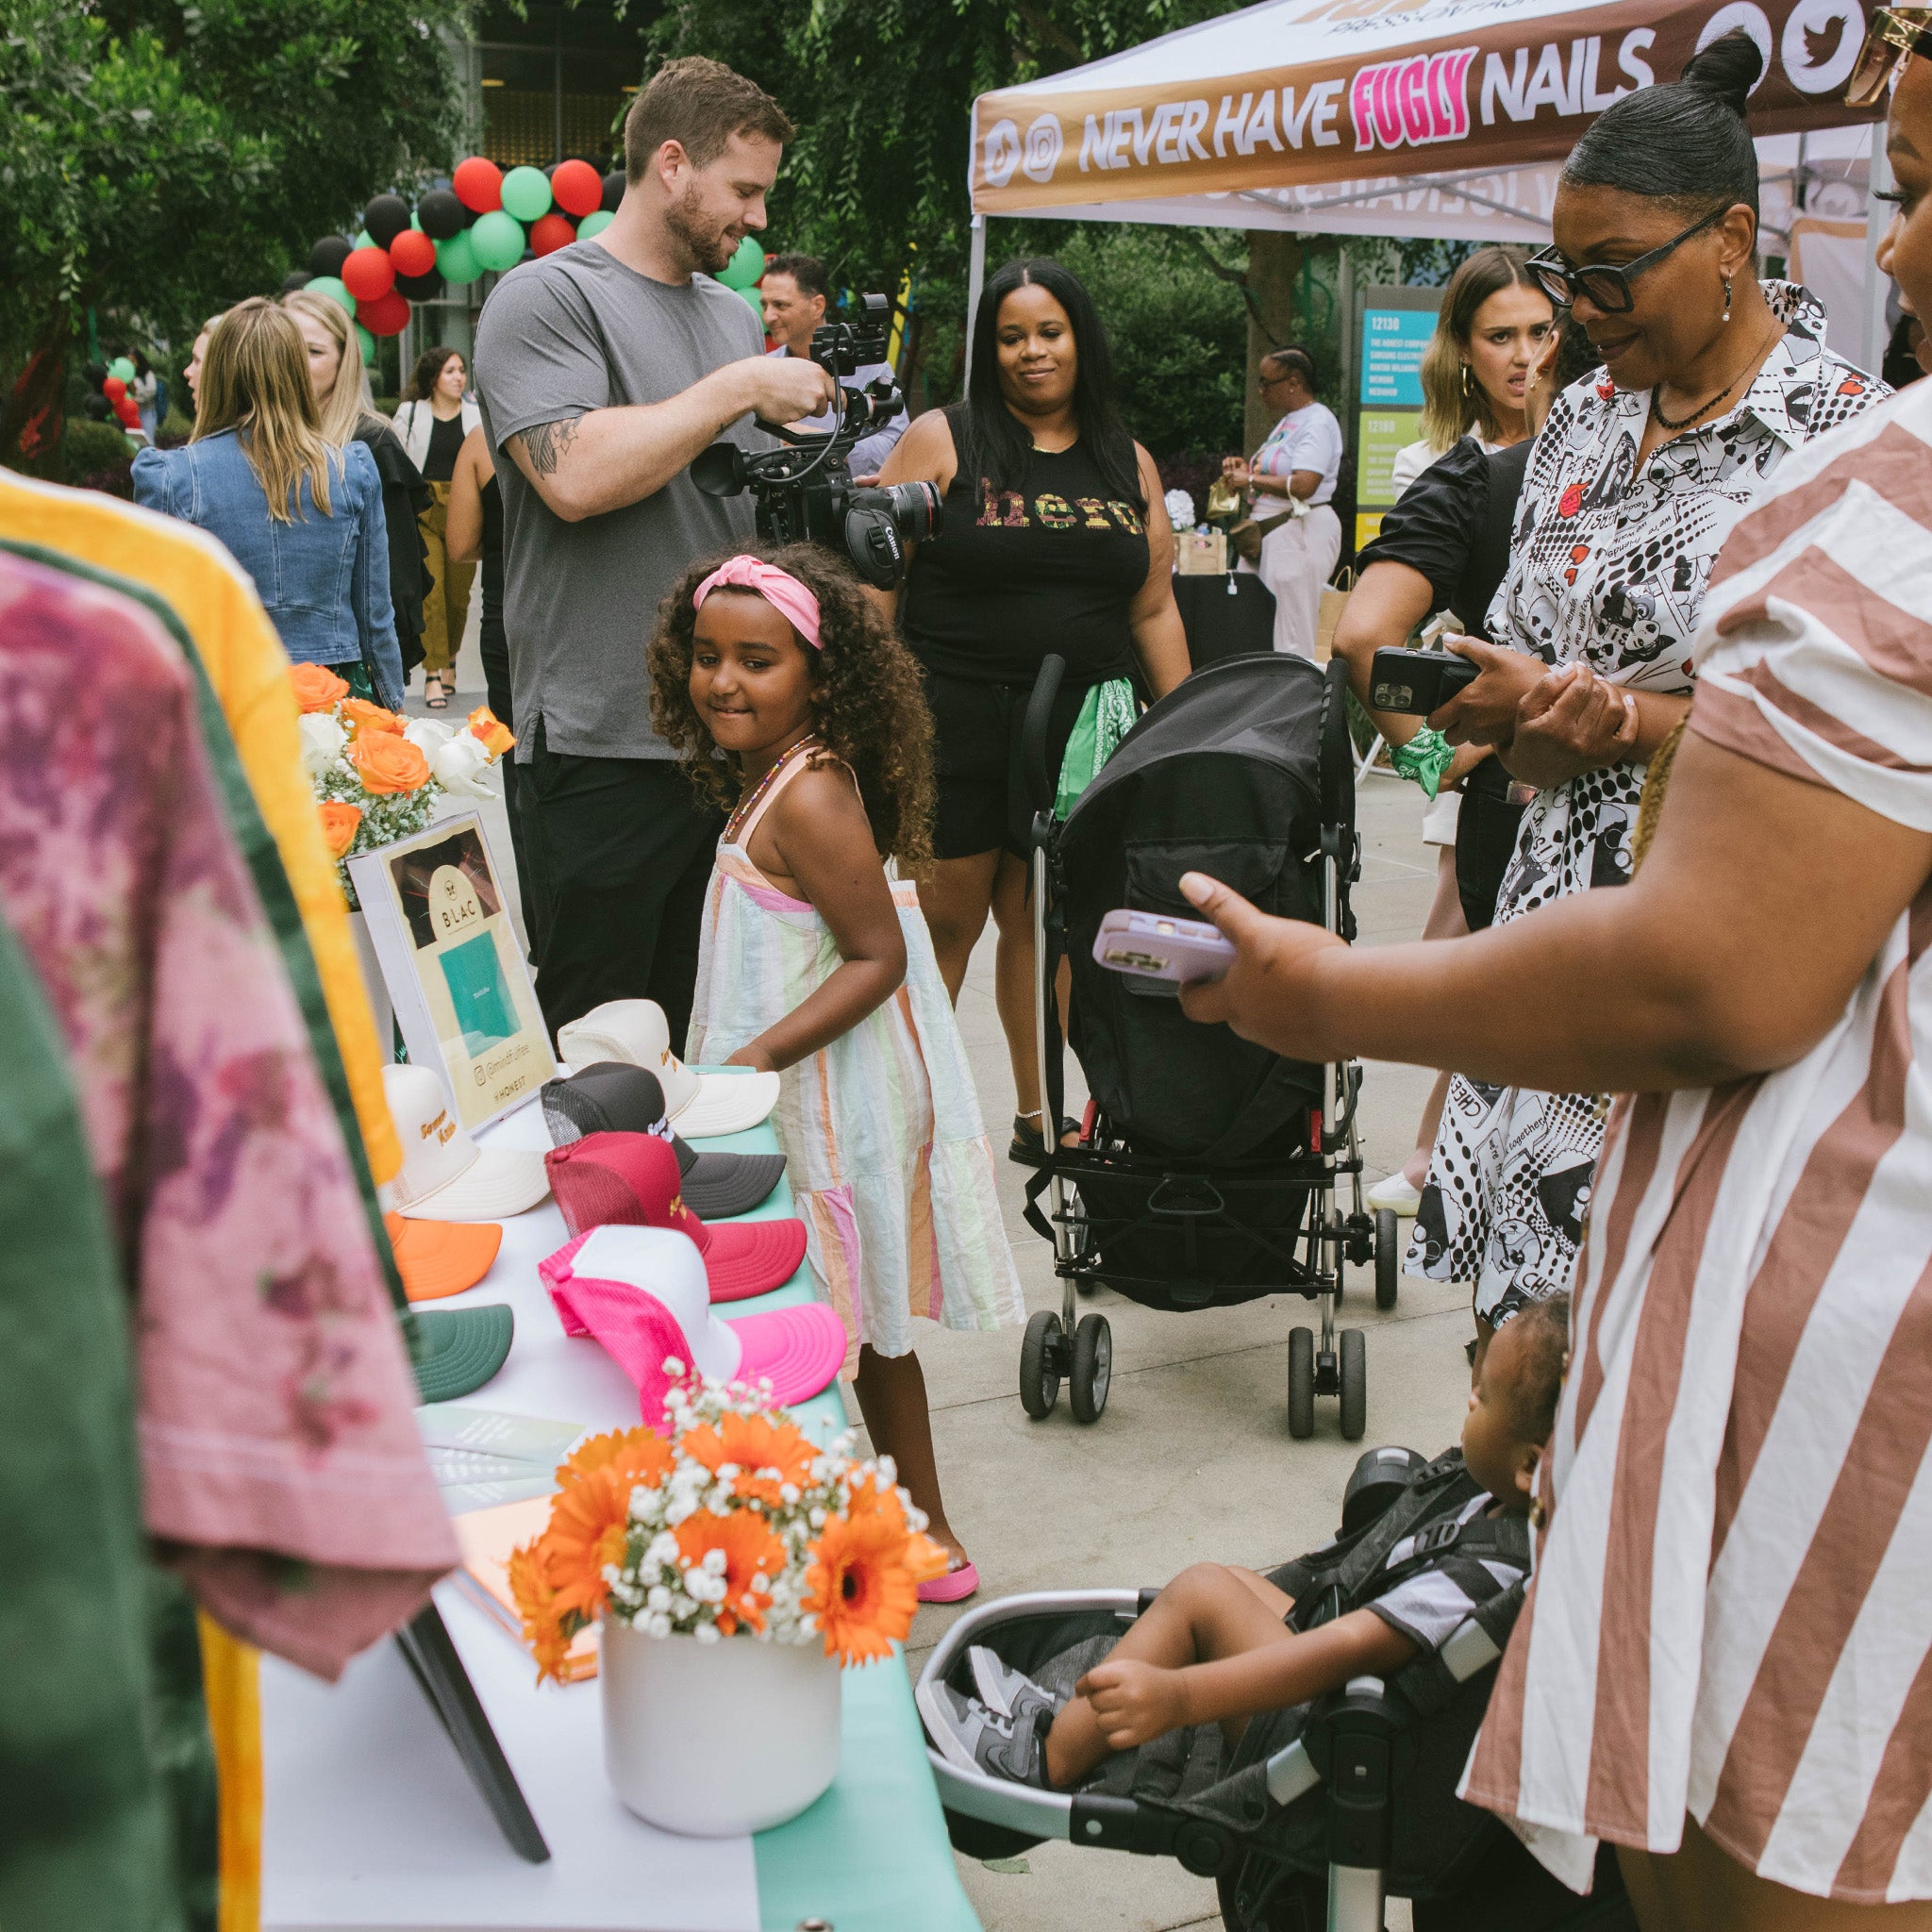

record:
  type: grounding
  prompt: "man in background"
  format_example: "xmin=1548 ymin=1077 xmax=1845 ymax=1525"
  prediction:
xmin=475 ymin=58 xmax=833 ymax=1047
xmin=1221 ymin=346 xmax=1343 ymax=658
xmin=761 ymin=252 xmax=908 ymax=479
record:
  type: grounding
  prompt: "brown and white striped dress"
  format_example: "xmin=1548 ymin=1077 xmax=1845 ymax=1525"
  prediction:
xmin=1462 ymin=381 xmax=1932 ymax=1904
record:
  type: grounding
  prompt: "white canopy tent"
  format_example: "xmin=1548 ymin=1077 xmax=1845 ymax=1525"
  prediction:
xmin=964 ymin=0 xmax=1890 ymax=367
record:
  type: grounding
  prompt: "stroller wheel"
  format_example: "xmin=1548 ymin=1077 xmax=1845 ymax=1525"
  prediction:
xmin=1069 ymin=1312 xmax=1112 ymax=1424
xmin=1340 ymin=1329 xmax=1368 ymax=1441
xmin=1288 ymin=1327 xmax=1315 ymax=1439
xmin=1020 ymin=1309 xmax=1063 ymax=1419
xmin=1375 ymin=1208 xmax=1400 ymax=1310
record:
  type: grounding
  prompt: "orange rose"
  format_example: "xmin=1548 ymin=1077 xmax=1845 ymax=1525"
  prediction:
xmin=467 ymin=705 xmax=515 ymax=759
xmin=349 ymin=732 xmax=431 ymax=795
xmin=317 ymin=801 xmax=363 ymax=858
xmin=342 ymin=697 xmax=407 ymax=738
xmin=291 ymin=663 xmax=350 ymax=713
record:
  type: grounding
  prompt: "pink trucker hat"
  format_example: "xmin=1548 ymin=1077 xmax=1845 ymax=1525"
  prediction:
xmin=543 ymin=1132 xmax=807 ymax=1302
xmin=539 ymin=1225 xmax=846 ymax=1423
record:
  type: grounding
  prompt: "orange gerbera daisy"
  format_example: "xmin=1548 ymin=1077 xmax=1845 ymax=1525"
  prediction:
xmin=673 ymin=1508 xmax=786 ymax=1636
xmin=508 ymin=1542 xmax=575 ymax=1685
xmin=556 ymin=1425 xmax=675 ymax=1493
xmin=844 ymin=1471 xmax=950 ymax=1583
xmin=541 ymin=1470 xmax=640 ymax=1624
xmin=802 ymin=1510 xmax=929 ymax=1664
xmin=679 ymin=1412 xmax=816 ymax=1508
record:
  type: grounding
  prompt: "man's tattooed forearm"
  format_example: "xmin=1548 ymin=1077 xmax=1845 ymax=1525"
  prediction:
xmin=519 ymin=416 xmax=583 ymax=475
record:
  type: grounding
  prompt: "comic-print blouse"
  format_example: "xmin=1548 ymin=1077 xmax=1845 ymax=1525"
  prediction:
xmin=1485 ymin=281 xmax=1884 ymax=924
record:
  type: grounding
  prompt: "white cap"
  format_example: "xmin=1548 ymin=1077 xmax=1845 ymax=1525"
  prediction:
xmin=384 ymin=1063 xmax=552 ymax=1222
xmin=557 ymin=999 xmax=779 ymax=1139
xmin=571 ymin=1226 xmax=741 ymax=1383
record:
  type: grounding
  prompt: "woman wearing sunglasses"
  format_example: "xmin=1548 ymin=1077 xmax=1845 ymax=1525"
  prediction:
xmin=1398 ymin=29 xmax=1886 ymax=1342
xmin=1177 ymin=30 xmax=1932 ymax=1928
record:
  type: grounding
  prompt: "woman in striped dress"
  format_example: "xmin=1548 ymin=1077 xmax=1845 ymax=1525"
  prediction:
xmin=1173 ymin=40 xmax=1932 ymax=1921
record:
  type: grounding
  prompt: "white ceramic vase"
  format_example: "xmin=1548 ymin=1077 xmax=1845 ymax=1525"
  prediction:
xmin=601 ymin=1621 xmax=842 ymax=1836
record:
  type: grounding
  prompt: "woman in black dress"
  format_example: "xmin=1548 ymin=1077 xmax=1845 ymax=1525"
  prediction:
xmin=877 ymin=258 xmax=1191 ymax=1154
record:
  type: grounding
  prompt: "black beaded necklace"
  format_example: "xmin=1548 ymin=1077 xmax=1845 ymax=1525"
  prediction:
xmin=1648 ymin=318 xmax=1782 ymax=432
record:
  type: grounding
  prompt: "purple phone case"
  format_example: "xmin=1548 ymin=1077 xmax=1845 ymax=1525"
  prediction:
xmin=1092 ymin=908 xmax=1236 ymax=983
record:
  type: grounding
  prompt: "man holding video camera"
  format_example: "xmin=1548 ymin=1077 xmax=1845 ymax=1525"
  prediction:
xmin=475 ymin=57 xmax=835 ymax=1045
xmin=761 ymin=253 xmax=909 ymax=479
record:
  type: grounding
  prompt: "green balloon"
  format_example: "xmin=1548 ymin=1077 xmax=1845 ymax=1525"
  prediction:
xmin=435 ymin=229 xmax=481 ymax=286
xmin=575 ymin=208 xmax=613 ymax=241
xmin=717 ymin=234 xmax=766 ymax=289
xmin=736 ymin=282 xmax=762 ymax=315
xmin=356 ymin=324 xmax=376 ymax=362
xmin=469 ymin=209 xmax=525 ymax=274
xmin=352 ymin=231 xmax=379 ymax=249
xmin=108 ymin=355 xmax=137 ymax=383
xmin=307 ymin=275 xmax=356 ymax=316
xmin=499 ymin=165 xmax=552 ymax=223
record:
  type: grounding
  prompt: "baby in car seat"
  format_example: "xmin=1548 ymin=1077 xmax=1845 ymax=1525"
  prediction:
xmin=933 ymin=1295 xmax=1569 ymax=1789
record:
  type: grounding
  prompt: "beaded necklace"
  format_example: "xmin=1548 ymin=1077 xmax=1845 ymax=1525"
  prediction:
xmin=725 ymin=734 xmax=820 ymax=846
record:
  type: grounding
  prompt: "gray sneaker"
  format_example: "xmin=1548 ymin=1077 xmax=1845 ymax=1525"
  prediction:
xmin=929 ymin=1684 xmax=1055 ymax=1787
xmin=969 ymin=1646 xmax=1060 ymax=1729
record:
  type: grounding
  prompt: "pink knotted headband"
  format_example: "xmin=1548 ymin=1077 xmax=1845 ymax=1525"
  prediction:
xmin=691 ymin=555 xmax=822 ymax=648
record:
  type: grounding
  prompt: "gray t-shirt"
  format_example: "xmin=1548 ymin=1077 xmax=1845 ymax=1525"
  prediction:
xmin=474 ymin=242 xmax=767 ymax=762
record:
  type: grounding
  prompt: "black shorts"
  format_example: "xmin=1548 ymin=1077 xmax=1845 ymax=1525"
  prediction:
xmin=921 ymin=666 xmax=1094 ymax=861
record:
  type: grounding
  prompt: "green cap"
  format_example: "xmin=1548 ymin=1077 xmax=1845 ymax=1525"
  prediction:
xmin=409 ymin=1304 xmax=514 ymax=1405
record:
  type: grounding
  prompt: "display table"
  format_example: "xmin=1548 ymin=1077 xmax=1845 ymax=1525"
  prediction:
xmin=261 ymin=1091 xmax=980 ymax=1932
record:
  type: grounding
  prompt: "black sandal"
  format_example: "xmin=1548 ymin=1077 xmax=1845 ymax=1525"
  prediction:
xmin=1009 ymin=1112 xmax=1080 ymax=1162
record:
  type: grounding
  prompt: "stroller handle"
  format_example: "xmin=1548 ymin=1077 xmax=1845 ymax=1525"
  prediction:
xmin=1022 ymin=654 xmax=1068 ymax=816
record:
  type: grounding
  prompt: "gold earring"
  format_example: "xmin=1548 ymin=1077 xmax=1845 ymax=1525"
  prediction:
xmin=1461 ymin=362 xmax=1474 ymax=398
xmin=1528 ymin=1493 xmax=1546 ymax=1531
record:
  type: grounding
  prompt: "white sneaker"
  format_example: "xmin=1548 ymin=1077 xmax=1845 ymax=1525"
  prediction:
xmin=1365 ymin=1172 xmax=1424 ymax=1216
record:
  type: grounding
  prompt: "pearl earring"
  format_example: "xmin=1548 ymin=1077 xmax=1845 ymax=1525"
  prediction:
xmin=1723 ymin=276 xmax=1733 ymax=323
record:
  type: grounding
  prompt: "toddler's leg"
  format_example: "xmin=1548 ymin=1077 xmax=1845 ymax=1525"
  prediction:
xmin=1046 ymin=1565 xmax=1294 ymax=1788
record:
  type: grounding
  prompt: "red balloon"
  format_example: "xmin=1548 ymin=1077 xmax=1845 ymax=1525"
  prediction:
xmin=453 ymin=157 xmax=503 ymax=213
xmin=341 ymin=247 xmax=396 ymax=302
xmin=357 ymin=290 xmax=410 ymax=338
xmin=550 ymin=158 xmax=603 ymax=218
xmin=389 ymin=228 xmax=437 ymax=278
xmin=529 ymin=212 xmax=576 ymax=257
xmin=115 ymin=397 xmax=141 ymax=426
xmin=103 ymin=375 xmax=127 ymax=402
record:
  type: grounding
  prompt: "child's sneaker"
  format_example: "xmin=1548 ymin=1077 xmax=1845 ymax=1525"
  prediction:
xmin=928 ymin=1683 xmax=1055 ymax=1787
xmin=969 ymin=1645 xmax=1060 ymax=1729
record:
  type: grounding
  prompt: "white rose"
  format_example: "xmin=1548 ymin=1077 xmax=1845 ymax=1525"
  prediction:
xmin=404 ymin=718 xmax=456 ymax=756
xmin=297 ymin=712 xmax=346 ymax=778
xmin=430 ymin=733 xmax=499 ymax=799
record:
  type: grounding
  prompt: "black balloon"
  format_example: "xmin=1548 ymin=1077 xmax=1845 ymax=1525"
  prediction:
xmin=364 ymin=192 xmax=411 ymax=248
xmin=417 ymin=188 xmax=464 ymax=240
xmin=280 ymin=271 xmax=313 ymax=293
xmin=602 ymin=169 xmax=625 ymax=212
xmin=84 ymin=392 xmax=112 ymax=420
xmin=82 ymin=360 xmax=108 ymax=389
xmin=395 ymin=269 xmax=445 ymax=302
xmin=309 ymin=234 xmax=353 ymax=278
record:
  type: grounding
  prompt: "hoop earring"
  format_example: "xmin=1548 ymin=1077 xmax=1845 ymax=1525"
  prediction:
xmin=1723 ymin=276 xmax=1733 ymax=323
xmin=1461 ymin=362 xmax=1474 ymax=399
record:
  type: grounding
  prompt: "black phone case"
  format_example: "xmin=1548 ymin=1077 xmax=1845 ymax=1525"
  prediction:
xmin=1368 ymin=648 xmax=1479 ymax=716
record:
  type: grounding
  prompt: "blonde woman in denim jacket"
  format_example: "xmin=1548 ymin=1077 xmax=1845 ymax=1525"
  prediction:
xmin=134 ymin=298 xmax=404 ymax=710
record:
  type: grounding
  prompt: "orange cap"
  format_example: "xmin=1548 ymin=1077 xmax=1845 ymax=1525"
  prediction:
xmin=384 ymin=1211 xmax=502 ymax=1302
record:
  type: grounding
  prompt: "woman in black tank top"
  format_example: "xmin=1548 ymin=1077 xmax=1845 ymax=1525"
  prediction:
xmin=879 ymin=257 xmax=1191 ymax=1156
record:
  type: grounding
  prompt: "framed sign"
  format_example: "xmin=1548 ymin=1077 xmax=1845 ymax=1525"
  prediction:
xmin=348 ymin=812 xmax=556 ymax=1131
xmin=1351 ymin=284 xmax=1441 ymax=552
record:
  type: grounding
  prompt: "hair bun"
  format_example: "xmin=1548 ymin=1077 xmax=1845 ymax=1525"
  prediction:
xmin=1681 ymin=27 xmax=1762 ymax=116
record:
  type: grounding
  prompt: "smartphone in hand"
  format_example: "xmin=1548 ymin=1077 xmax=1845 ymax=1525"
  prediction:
xmin=1093 ymin=908 xmax=1236 ymax=988
xmin=1369 ymin=646 xmax=1479 ymax=716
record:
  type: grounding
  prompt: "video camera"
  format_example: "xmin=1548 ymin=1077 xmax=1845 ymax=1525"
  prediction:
xmin=691 ymin=292 xmax=941 ymax=590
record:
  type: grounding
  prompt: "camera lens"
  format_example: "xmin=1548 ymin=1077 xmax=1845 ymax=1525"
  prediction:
xmin=841 ymin=482 xmax=943 ymax=590
xmin=879 ymin=480 xmax=941 ymax=543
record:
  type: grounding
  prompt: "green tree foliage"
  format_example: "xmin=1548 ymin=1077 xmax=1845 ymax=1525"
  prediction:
xmin=1 ymin=0 xmax=471 ymax=462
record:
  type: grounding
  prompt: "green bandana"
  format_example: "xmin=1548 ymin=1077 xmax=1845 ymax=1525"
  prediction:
xmin=1391 ymin=725 xmax=1457 ymax=801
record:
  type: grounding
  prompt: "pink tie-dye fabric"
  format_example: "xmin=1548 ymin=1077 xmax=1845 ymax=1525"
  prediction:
xmin=0 ymin=550 xmax=454 ymax=1679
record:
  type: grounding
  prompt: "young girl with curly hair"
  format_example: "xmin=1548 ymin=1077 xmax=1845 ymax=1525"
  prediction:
xmin=651 ymin=542 xmax=1024 ymax=1601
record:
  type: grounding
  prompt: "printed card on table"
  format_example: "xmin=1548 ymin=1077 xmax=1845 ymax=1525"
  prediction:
xmin=348 ymin=810 xmax=556 ymax=1131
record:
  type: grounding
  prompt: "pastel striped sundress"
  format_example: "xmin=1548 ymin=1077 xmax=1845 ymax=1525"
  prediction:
xmin=1463 ymin=382 xmax=1932 ymax=1904
xmin=687 ymin=743 xmax=1024 ymax=1370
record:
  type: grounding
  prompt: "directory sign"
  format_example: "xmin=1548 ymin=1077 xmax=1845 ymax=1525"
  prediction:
xmin=1351 ymin=287 xmax=1441 ymax=551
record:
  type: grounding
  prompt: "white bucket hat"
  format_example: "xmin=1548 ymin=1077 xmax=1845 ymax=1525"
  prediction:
xmin=384 ymin=1062 xmax=551 ymax=1222
xmin=557 ymin=999 xmax=780 ymax=1138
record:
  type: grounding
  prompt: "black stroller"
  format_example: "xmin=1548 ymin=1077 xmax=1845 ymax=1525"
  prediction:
xmin=918 ymin=1444 xmax=1638 ymax=1932
xmin=1011 ymin=651 xmax=1401 ymax=1437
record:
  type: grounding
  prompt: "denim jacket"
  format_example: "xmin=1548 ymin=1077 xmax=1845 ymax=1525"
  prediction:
xmin=133 ymin=432 xmax=405 ymax=709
